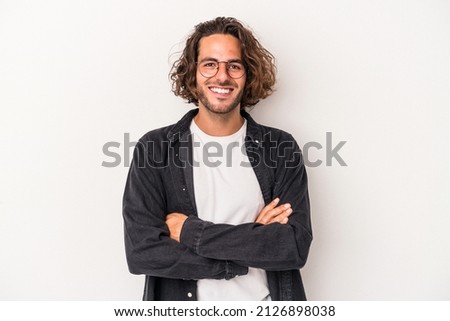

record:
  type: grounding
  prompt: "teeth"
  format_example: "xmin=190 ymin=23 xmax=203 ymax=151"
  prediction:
xmin=210 ymin=87 xmax=231 ymax=94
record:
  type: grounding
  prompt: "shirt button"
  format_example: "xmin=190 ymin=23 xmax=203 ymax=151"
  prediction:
xmin=187 ymin=292 xmax=193 ymax=298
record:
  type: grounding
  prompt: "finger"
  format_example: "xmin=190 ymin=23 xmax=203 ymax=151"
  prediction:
xmin=275 ymin=208 xmax=293 ymax=224
xmin=256 ymin=203 xmax=291 ymax=224
xmin=255 ymin=198 xmax=280 ymax=221
xmin=257 ymin=204 xmax=287 ymax=223
xmin=260 ymin=198 xmax=280 ymax=215
xmin=263 ymin=207 xmax=293 ymax=225
xmin=267 ymin=203 xmax=291 ymax=219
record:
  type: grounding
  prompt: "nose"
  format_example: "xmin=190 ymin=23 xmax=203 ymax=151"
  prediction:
xmin=215 ymin=62 xmax=231 ymax=81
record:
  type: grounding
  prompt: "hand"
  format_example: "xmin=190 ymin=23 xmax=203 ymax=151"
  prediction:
xmin=255 ymin=198 xmax=293 ymax=225
xmin=165 ymin=213 xmax=188 ymax=242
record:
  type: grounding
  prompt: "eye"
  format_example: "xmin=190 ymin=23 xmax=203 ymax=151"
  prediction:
xmin=228 ymin=63 xmax=243 ymax=71
xmin=202 ymin=61 xmax=218 ymax=68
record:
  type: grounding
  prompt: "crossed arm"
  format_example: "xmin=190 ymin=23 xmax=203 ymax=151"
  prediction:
xmin=166 ymin=197 xmax=293 ymax=242
xmin=124 ymin=134 xmax=312 ymax=280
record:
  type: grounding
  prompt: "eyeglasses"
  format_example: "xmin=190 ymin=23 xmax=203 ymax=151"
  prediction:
xmin=197 ymin=59 xmax=246 ymax=79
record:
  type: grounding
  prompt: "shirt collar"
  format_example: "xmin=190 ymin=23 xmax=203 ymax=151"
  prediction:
xmin=167 ymin=108 xmax=262 ymax=144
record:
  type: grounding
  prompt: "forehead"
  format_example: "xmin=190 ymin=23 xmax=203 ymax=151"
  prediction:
xmin=197 ymin=34 xmax=242 ymax=60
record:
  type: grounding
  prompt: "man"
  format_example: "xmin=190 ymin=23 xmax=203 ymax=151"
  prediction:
xmin=123 ymin=17 xmax=312 ymax=301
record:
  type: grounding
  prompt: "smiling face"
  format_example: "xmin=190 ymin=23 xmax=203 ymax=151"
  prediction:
xmin=196 ymin=34 xmax=246 ymax=115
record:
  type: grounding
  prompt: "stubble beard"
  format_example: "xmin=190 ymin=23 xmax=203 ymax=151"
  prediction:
xmin=197 ymin=84 xmax=244 ymax=115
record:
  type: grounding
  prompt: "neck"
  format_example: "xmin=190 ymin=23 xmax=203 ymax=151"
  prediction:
xmin=194 ymin=106 xmax=244 ymax=136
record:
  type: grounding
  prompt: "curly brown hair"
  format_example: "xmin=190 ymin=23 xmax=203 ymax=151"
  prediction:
xmin=170 ymin=17 xmax=276 ymax=108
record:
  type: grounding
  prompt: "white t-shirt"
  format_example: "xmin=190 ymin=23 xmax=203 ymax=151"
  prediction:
xmin=190 ymin=118 xmax=270 ymax=301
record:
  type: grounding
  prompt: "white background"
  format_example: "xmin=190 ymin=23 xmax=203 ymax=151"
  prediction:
xmin=1 ymin=0 xmax=449 ymax=300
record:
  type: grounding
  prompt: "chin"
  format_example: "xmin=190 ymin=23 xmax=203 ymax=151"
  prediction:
xmin=201 ymin=96 xmax=242 ymax=115
xmin=205 ymin=103 xmax=238 ymax=115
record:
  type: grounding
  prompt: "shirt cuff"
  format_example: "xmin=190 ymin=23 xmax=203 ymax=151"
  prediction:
xmin=179 ymin=215 xmax=210 ymax=254
xmin=225 ymin=261 xmax=249 ymax=280
xmin=180 ymin=216 xmax=249 ymax=280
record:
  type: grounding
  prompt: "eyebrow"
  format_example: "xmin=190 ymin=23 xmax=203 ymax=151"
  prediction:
xmin=198 ymin=57 xmax=243 ymax=64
